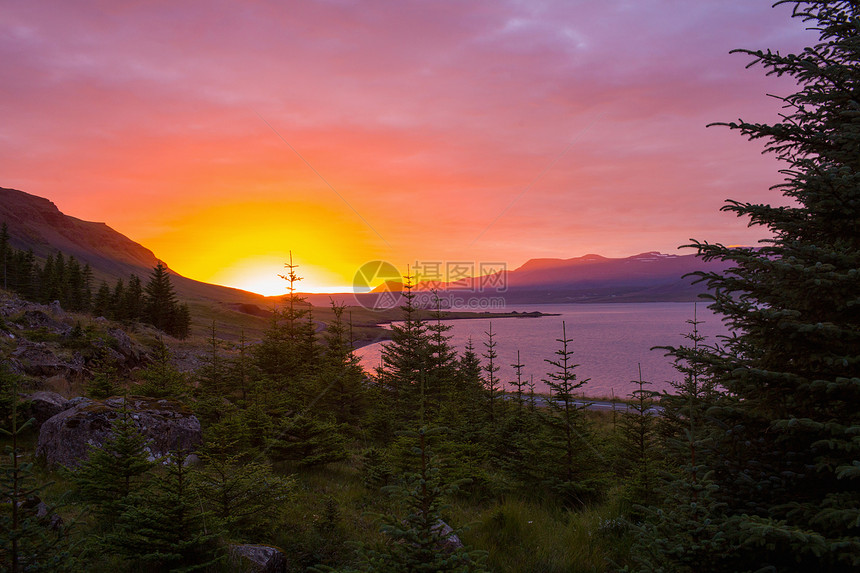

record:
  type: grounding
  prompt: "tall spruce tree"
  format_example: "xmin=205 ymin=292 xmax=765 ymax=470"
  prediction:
xmin=71 ymin=400 xmax=153 ymax=527
xmin=281 ymin=251 xmax=316 ymax=382
xmin=143 ymin=262 xmax=189 ymax=338
xmin=255 ymin=252 xmax=316 ymax=392
xmin=541 ymin=321 xmax=600 ymax=506
xmin=144 ymin=262 xmax=177 ymax=332
xmin=426 ymin=292 xmax=457 ymax=416
xmin=654 ymin=2 xmax=860 ymax=569
xmin=92 ymin=281 xmax=112 ymax=318
xmin=318 ymin=301 xmax=367 ymax=426
xmin=615 ymin=365 xmax=660 ymax=511
xmin=510 ymin=350 xmax=527 ymax=419
xmin=627 ymin=313 xmax=735 ymax=572
xmin=109 ymin=450 xmax=221 ymax=571
xmin=481 ymin=323 xmax=502 ymax=429
xmin=123 ymin=274 xmax=144 ymax=322
xmin=381 ymin=273 xmax=431 ymax=427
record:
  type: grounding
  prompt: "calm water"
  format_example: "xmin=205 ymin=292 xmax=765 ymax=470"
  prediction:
xmin=355 ymin=302 xmax=730 ymax=398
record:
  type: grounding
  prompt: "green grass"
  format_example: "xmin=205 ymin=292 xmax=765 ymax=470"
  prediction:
xmin=272 ymin=460 xmax=389 ymax=571
xmin=451 ymin=492 xmax=632 ymax=573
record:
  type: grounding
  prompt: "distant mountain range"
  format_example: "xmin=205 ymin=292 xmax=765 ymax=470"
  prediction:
xmin=1 ymin=186 xmax=727 ymax=308
xmin=305 ymin=250 xmax=729 ymax=307
xmin=448 ymin=251 xmax=730 ymax=304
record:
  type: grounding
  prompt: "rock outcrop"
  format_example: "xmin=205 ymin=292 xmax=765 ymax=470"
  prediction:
xmin=37 ymin=396 xmax=202 ymax=468
xmin=11 ymin=340 xmax=86 ymax=380
xmin=0 ymin=293 xmax=151 ymax=382
xmin=434 ymin=519 xmax=464 ymax=552
xmin=228 ymin=545 xmax=288 ymax=573
xmin=23 ymin=391 xmax=71 ymax=426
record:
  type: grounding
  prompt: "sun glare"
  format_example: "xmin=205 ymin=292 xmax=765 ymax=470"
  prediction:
xmin=210 ymin=255 xmax=355 ymax=296
xmin=137 ymin=200 xmax=388 ymax=297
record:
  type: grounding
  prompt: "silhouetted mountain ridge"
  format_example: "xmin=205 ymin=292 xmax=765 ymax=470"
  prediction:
xmin=0 ymin=186 xmax=263 ymax=305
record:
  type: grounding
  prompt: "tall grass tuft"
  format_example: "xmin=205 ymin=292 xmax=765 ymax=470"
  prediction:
xmin=454 ymin=493 xmax=632 ymax=573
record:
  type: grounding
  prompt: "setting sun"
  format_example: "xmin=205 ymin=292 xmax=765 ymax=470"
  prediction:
xmin=209 ymin=254 xmax=356 ymax=296
xmin=137 ymin=201 xmax=386 ymax=296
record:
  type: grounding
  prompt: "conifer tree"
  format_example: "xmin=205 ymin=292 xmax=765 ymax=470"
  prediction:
xmin=65 ymin=256 xmax=85 ymax=311
xmin=92 ymin=281 xmax=112 ymax=318
xmin=457 ymin=338 xmax=482 ymax=391
xmin=267 ymin=414 xmax=349 ymax=468
xmin=52 ymin=252 xmax=67 ymax=304
xmin=526 ymin=375 xmax=537 ymax=413
xmin=17 ymin=250 xmax=38 ymax=301
xmin=510 ymin=350 xmax=527 ymax=419
xmin=280 ymin=251 xmax=316 ymax=381
xmin=171 ymin=302 xmax=192 ymax=340
xmin=71 ymin=400 xmax=153 ymax=526
xmin=318 ymin=301 xmax=367 ymax=426
xmin=616 ymin=365 xmax=659 ymax=511
xmin=80 ymin=263 xmax=93 ymax=311
xmin=122 ymin=274 xmax=144 ymax=322
xmin=144 ymin=262 xmax=177 ymax=330
xmin=481 ymin=323 xmax=502 ymax=429
xmin=109 ymin=450 xmax=221 ymax=571
xmin=196 ymin=428 xmax=293 ymax=540
xmin=138 ymin=337 xmax=187 ymax=398
xmin=381 ymin=273 xmax=431 ymax=426
xmin=255 ymin=253 xmax=316 ymax=391
xmin=143 ymin=262 xmax=189 ymax=338
xmin=227 ymin=329 xmax=253 ymax=403
xmin=347 ymin=427 xmax=488 ymax=573
xmin=39 ymin=254 xmax=55 ymax=304
xmin=541 ymin=321 xmax=600 ymax=505
xmin=626 ymin=313 xmax=735 ymax=572
xmin=425 ymin=292 xmax=457 ymax=414
xmin=656 ymin=305 xmax=719 ymax=452
xmin=197 ymin=321 xmax=227 ymax=398
xmin=496 ymin=352 xmax=544 ymax=494
xmin=110 ymin=278 xmax=125 ymax=321
xmin=253 ymin=305 xmax=292 ymax=391
xmin=449 ymin=338 xmax=485 ymax=438
xmin=0 ymin=366 xmax=74 ymax=572
xmin=86 ymin=350 xmax=121 ymax=399
xmin=651 ymin=2 xmax=860 ymax=569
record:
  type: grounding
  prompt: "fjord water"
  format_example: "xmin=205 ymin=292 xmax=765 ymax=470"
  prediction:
xmin=355 ymin=302 xmax=730 ymax=398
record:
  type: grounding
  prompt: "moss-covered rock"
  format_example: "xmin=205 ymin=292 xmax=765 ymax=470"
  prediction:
xmin=37 ymin=395 xmax=201 ymax=467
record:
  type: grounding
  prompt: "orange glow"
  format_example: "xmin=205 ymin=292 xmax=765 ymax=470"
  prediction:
xmin=210 ymin=256 xmax=355 ymax=296
xmin=139 ymin=201 xmax=386 ymax=296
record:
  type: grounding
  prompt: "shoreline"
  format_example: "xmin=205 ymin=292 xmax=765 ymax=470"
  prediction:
xmin=350 ymin=309 xmax=559 ymax=349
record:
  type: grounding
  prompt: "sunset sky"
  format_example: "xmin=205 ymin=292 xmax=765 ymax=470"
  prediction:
xmin=1 ymin=1 xmax=817 ymax=295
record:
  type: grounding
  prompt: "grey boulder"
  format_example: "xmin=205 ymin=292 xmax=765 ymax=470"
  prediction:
xmin=36 ymin=396 xmax=202 ymax=468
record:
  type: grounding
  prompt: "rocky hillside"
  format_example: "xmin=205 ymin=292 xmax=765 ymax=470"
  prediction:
xmin=0 ymin=187 xmax=159 ymax=277
xmin=0 ymin=290 xmax=153 ymax=394
xmin=0 ymin=186 xmax=268 ymax=306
